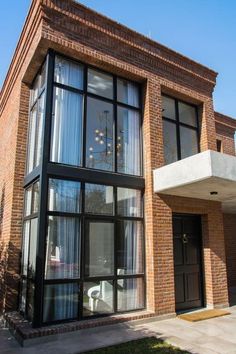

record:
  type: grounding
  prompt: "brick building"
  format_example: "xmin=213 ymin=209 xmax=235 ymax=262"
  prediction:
xmin=0 ymin=0 xmax=236 ymax=334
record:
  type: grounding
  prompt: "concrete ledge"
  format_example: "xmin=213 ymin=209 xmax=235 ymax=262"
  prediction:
xmin=5 ymin=310 xmax=166 ymax=347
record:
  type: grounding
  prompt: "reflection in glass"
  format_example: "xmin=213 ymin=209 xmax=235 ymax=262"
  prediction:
xmin=162 ymin=96 xmax=176 ymax=120
xmin=27 ymin=105 xmax=37 ymax=174
xmin=117 ymin=79 xmax=139 ymax=107
xmin=88 ymin=69 xmax=113 ymax=99
xmin=117 ymin=221 xmax=144 ymax=275
xmin=86 ymin=97 xmax=113 ymax=171
xmin=117 ymin=107 xmax=141 ymax=175
xmin=50 ymin=87 xmax=83 ymax=166
xmin=117 ymin=188 xmax=142 ymax=217
xmin=117 ymin=278 xmax=144 ymax=311
xmin=54 ymin=56 xmax=83 ymax=90
xmin=180 ymin=126 xmax=198 ymax=159
xmin=85 ymin=183 xmax=113 ymax=215
xmin=45 ymin=216 xmax=80 ymax=279
xmin=34 ymin=92 xmax=45 ymax=167
xmin=32 ymin=181 xmax=39 ymax=214
xmin=21 ymin=221 xmax=30 ymax=276
xmin=19 ymin=280 xmax=27 ymax=313
xmin=83 ymin=281 xmax=114 ymax=316
xmin=48 ymin=179 xmax=81 ymax=213
xmin=27 ymin=282 xmax=35 ymax=321
xmin=85 ymin=222 xmax=114 ymax=277
xmin=179 ymin=102 xmax=197 ymax=127
xmin=28 ymin=218 xmax=38 ymax=278
xmin=24 ymin=187 xmax=32 ymax=216
xmin=43 ymin=283 xmax=78 ymax=322
xmin=163 ymin=120 xmax=178 ymax=165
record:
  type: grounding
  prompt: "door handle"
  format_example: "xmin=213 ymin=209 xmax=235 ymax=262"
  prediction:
xmin=182 ymin=234 xmax=188 ymax=244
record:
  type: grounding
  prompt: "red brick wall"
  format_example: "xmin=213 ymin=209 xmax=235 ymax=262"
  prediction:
xmin=216 ymin=122 xmax=235 ymax=156
xmin=223 ymin=214 xmax=236 ymax=288
xmin=0 ymin=0 xmax=231 ymax=317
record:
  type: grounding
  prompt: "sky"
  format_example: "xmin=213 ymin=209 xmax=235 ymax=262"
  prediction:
xmin=0 ymin=0 xmax=236 ymax=117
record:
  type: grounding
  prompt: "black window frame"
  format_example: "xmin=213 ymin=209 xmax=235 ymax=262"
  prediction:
xmin=42 ymin=176 xmax=145 ymax=325
xmin=162 ymin=94 xmax=200 ymax=164
xmin=21 ymin=50 xmax=145 ymax=327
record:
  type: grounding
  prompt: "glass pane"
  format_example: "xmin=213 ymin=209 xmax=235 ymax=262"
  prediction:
xmin=24 ymin=187 xmax=32 ymax=216
xmin=83 ymin=281 xmax=113 ymax=316
xmin=117 ymin=188 xmax=142 ymax=217
xmin=31 ymin=74 xmax=40 ymax=105
xmin=43 ymin=283 xmax=79 ymax=322
xmin=117 ymin=107 xmax=141 ymax=176
xmin=88 ymin=69 xmax=113 ymax=99
xmin=85 ymin=221 xmax=114 ymax=277
xmin=35 ymin=92 xmax=45 ymax=167
xmin=180 ymin=127 xmax=199 ymax=159
xmin=48 ymin=179 xmax=81 ymax=213
xmin=32 ymin=181 xmax=39 ymax=214
xmin=117 ymin=221 xmax=144 ymax=275
xmin=28 ymin=218 xmax=38 ymax=278
xmin=179 ymin=102 xmax=197 ymax=127
xmin=27 ymin=281 xmax=35 ymax=321
xmin=163 ymin=120 xmax=178 ymax=165
xmin=162 ymin=96 xmax=176 ymax=120
xmin=117 ymin=79 xmax=139 ymax=107
xmin=45 ymin=216 xmax=80 ymax=279
xmin=40 ymin=61 xmax=46 ymax=90
xmin=19 ymin=279 xmax=27 ymax=313
xmin=50 ymin=87 xmax=83 ymax=167
xmin=27 ymin=105 xmax=37 ymax=174
xmin=86 ymin=97 xmax=113 ymax=171
xmin=117 ymin=278 xmax=144 ymax=311
xmin=54 ymin=56 xmax=83 ymax=90
xmin=85 ymin=184 xmax=113 ymax=215
xmin=21 ymin=221 xmax=30 ymax=276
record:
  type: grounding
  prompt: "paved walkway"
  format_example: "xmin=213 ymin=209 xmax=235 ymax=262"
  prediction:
xmin=1 ymin=305 xmax=236 ymax=354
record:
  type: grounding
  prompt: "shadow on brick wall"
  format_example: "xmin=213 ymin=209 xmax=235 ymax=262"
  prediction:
xmin=0 ymin=184 xmax=21 ymax=313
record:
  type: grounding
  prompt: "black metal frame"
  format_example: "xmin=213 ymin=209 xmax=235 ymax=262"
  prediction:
xmin=162 ymin=94 xmax=200 ymax=163
xmin=20 ymin=50 xmax=145 ymax=327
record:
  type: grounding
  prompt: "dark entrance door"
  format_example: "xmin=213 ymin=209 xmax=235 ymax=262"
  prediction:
xmin=173 ymin=214 xmax=203 ymax=311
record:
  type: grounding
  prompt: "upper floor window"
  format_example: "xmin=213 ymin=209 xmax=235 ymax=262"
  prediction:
xmin=26 ymin=63 xmax=46 ymax=174
xmin=162 ymin=95 xmax=199 ymax=165
xmin=50 ymin=56 xmax=142 ymax=176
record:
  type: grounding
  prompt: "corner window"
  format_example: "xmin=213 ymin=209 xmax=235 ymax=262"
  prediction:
xmin=162 ymin=95 xmax=199 ymax=165
xmin=26 ymin=65 xmax=46 ymax=174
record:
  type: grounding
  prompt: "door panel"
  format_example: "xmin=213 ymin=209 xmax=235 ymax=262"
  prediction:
xmin=173 ymin=214 xmax=203 ymax=311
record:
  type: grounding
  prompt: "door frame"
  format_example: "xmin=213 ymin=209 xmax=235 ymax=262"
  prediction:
xmin=172 ymin=213 xmax=205 ymax=312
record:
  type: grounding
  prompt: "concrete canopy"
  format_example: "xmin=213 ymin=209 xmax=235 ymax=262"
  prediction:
xmin=153 ymin=150 xmax=236 ymax=213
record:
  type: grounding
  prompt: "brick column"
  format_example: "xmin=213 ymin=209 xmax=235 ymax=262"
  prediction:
xmin=143 ymin=77 xmax=175 ymax=315
xmin=0 ymin=83 xmax=29 ymax=312
xmin=200 ymin=97 xmax=217 ymax=151
xmin=202 ymin=205 xmax=229 ymax=308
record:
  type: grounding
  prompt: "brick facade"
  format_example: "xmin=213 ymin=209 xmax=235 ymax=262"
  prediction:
xmin=0 ymin=0 xmax=235 ymax=323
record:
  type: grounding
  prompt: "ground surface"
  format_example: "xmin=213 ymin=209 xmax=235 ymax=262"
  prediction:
xmin=86 ymin=337 xmax=190 ymax=353
xmin=1 ymin=297 xmax=236 ymax=354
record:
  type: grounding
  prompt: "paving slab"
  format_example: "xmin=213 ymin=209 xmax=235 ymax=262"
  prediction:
xmin=0 ymin=305 xmax=236 ymax=354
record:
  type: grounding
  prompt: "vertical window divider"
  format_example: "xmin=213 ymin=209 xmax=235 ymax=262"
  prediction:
xmin=33 ymin=50 xmax=55 ymax=328
xmin=114 ymin=76 xmax=117 ymax=173
xmin=114 ymin=186 xmax=118 ymax=313
xmin=175 ymin=99 xmax=181 ymax=160
xmin=82 ymin=66 xmax=88 ymax=168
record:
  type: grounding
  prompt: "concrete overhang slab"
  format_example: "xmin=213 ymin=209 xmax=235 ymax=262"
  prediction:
xmin=153 ymin=150 xmax=236 ymax=213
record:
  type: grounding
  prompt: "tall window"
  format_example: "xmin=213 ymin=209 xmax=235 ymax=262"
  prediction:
xmin=162 ymin=95 xmax=199 ymax=165
xmin=20 ymin=181 xmax=39 ymax=320
xmin=26 ymin=63 xmax=46 ymax=174
xmin=50 ymin=56 xmax=142 ymax=176
xmin=43 ymin=180 xmax=144 ymax=323
xmin=22 ymin=53 xmax=144 ymax=326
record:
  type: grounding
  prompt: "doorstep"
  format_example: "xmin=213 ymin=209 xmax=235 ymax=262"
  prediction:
xmin=4 ymin=310 xmax=175 ymax=347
